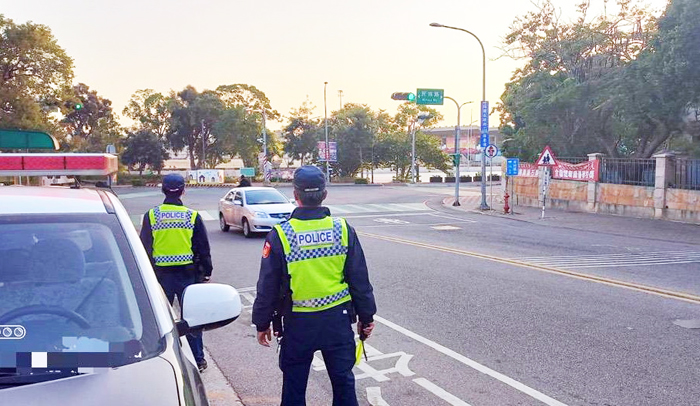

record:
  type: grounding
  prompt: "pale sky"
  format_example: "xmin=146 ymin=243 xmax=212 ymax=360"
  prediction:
xmin=3 ymin=0 xmax=669 ymax=131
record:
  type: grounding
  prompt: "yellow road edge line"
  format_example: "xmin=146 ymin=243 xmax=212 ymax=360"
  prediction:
xmin=359 ymin=231 xmax=700 ymax=305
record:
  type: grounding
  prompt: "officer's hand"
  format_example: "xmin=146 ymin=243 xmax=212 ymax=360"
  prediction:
xmin=357 ymin=322 xmax=375 ymax=340
xmin=257 ymin=328 xmax=272 ymax=347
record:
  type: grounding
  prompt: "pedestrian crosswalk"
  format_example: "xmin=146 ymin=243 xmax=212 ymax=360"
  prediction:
xmin=129 ymin=202 xmax=430 ymax=227
xmin=514 ymin=251 xmax=700 ymax=269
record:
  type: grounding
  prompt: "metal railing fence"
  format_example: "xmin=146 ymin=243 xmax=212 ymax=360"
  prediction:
xmin=599 ymin=158 xmax=656 ymax=187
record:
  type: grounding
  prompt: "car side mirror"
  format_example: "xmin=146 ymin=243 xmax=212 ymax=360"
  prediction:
xmin=176 ymin=283 xmax=242 ymax=336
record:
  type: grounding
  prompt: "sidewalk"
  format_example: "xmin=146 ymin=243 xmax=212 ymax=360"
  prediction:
xmin=442 ymin=194 xmax=700 ymax=243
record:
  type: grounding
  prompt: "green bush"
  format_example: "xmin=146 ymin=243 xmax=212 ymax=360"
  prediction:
xmin=354 ymin=178 xmax=369 ymax=184
xmin=131 ymin=179 xmax=146 ymax=187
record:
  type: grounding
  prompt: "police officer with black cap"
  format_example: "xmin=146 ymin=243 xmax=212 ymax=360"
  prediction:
xmin=140 ymin=173 xmax=213 ymax=372
xmin=253 ymin=165 xmax=376 ymax=405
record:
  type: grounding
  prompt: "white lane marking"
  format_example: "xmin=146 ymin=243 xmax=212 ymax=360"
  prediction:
xmin=431 ymin=225 xmax=461 ymax=230
xmin=389 ymin=203 xmax=430 ymax=211
xmin=367 ymin=387 xmax=391 ymax=406
xmin=515 ymin=251 xmax=700 ymax=269
xmin=236 ymin=286 xmax=257 ymax=293
xmin=345 ymin=204 xmax=376 ymax=212
xmin=345 ymin=212 xmax=425 ymax=219
xmin=374 ymin=315 xmax=568 ymax=406
xmin=374 ymin=218 xmax=411 ymax=225
xmin=240 ymin=292 xmax=256 ymax=307
xmin=198 ymin=210 xmax=215 ymax=221
xmin=328 ymin=205 xmax=352 ymax=214
xmin=413 ymin=378 xmax=472 ymax=406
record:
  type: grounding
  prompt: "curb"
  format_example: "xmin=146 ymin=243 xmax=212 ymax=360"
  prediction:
xmin=201 ymin=348 xmax=244 ymax=406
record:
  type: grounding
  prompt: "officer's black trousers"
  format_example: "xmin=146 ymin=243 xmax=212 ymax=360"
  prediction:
xmin=279 ymin=305 xmax=358 ymax=406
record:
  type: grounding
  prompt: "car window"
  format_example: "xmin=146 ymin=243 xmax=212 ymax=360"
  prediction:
xmin=233 ymin=191 xmax=243 ymax=202
xmin=0 ymin=214 xmax=162 ymax=368
xmin=245 ymin=189 xmax=289 ymax=205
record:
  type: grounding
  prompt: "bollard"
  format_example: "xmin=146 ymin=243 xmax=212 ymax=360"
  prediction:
xmin=504 ymin=191 xmax=510 ymax=214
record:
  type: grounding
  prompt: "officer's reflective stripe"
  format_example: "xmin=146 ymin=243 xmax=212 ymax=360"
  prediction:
xmin=149 ymin=205 xmax=197 ymax=266
xmin=292 ymin=287 xmax=350 ymax=308
xmin=153 ymin=254 xmax=194 ymax=263
xmin=279 ymin=218 xmax=347 ymax=263
xmin=151 ymin=206 xmax=195 ymax=231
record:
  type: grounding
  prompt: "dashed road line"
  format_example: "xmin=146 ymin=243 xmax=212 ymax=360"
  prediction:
xmin=359 ymin=232 xmax=700 ymax=305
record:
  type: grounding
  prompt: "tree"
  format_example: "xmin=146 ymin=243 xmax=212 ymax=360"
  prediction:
xmin=216 ymin=84 xmax=281 ymax=164
xmin=282 ymin=100 xmax=322 ymax=165
xmin=372 ymin=103 xmax=447 ymax=180
xmin=330 ymin=104 xmax=377 ymax=177
xmin=168 ymin=86 xmax=224 ymax=169
xmin=120 ymin=130 xmax=169 ymax=175
xmin=0 ymin=15 xmax=73 ymax=133
xmin=61 ymin=83 xmax=123 ymax=152
xmin=122 ymin=89 xmax=171 ymax=139
xmin=498 ymin=0 xmax=666 ymax=159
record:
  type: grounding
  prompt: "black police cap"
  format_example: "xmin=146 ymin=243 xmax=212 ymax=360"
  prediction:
xmin=293 ymin=166 xmax=326 ymax=192
xmin=162 ymin=173 xmax=185 ymax=193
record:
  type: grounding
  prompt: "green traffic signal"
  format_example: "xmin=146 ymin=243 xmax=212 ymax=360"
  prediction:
xmin=75 ymin=103 xmax=83 ymax=110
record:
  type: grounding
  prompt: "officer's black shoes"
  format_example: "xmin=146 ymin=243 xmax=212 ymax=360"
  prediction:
xmin=197 ymin=359 xmax=208 ymax=372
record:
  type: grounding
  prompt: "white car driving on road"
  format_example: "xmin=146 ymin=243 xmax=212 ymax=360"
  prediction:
xmin=218 ymin=186 xmax=296 ymax=237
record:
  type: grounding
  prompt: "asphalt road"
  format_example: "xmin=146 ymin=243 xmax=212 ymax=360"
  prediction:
xmin=117 ymin=184 xmax=700 ymax=406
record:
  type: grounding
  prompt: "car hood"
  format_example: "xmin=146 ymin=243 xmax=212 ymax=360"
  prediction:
xmin=248 ymin=203 xmax=295 ymax=213
xmin=2 ymin=356 xmax=180 ymax=405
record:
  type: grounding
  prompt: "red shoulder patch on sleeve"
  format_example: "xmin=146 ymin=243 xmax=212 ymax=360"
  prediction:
xmin=262 ymin=241 xmax=271 ymax=258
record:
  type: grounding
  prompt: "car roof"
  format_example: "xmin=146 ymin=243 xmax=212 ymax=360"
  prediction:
xmin=0 ymin=186 xmax=110 ymax=214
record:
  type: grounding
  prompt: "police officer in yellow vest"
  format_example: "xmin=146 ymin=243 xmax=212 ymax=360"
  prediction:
xmin=140 ymin=173 xmax=213 ymax=372
xmin=253 ymin=166 xmax=376 ymax=406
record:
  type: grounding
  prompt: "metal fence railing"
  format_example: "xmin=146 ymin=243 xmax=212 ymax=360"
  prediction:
xmin=600 ymin=158 xmax=656 ymax=187
xmin=672 ymin=158 xmax=700 ymax=191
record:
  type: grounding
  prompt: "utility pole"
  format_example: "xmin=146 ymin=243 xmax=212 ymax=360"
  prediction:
xmin=338 ymin=90 xmax=343 ymax=110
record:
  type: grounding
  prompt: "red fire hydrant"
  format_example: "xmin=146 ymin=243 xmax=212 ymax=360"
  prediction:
xmin=504 ymin=191 xmax=510 ymax=214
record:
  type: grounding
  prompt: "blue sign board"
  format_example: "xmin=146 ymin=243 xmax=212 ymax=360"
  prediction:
xmin=480 ymin=132 xmax=490 ymax=148
xmin=506 ymin=158 xmax=520 ymax=176
xmin=480 ymin=101 xmax=489 ymax=134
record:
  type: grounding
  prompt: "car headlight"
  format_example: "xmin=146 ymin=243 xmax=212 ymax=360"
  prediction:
xmin=253 ymin=211 xmax=269 ymax=218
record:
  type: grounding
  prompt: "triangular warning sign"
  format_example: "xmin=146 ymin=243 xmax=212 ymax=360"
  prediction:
xmin=536 ymin=145 xmax=557 ymax=166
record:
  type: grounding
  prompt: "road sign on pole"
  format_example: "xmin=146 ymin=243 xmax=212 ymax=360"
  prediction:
xmin=506 ymin=158 xmax=520 ymax=176
xmin=536 ymin=145 xmax=557 ymax=166
xmin=480 ymin=101 xmax=489 ymax=133
xmin=416 ymin=89 xmax=444 ymax=105
xmin=484 ymin=144 xmax=499 ymax=158
xmin=479 ymin=133 xmax=489 ymax=148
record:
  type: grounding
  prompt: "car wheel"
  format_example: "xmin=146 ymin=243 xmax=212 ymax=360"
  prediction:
xmin=242 ymin=218 xmax=253 ymax=238
xmin=219 ymin=213 xmax=229 ymax=232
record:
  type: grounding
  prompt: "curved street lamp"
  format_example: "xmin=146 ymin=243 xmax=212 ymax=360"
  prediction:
xmin=430 ymin=22 xmax=490 ymax=210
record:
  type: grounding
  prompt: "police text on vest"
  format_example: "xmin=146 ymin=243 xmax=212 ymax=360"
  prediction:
xmin=296 ymin=229 xmax=334 ymax=247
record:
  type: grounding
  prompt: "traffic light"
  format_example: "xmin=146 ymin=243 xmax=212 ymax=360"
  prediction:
xmin=391 ymin=92 xmax=416 ymax=102
xmin=75 ymin=103 xmax=83 ymax=110
xmin=450 ymin=153 xmax=461 ymax=166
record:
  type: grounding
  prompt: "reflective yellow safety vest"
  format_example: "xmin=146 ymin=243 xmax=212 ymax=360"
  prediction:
xmin=148 ymin=204 xmax=197 ymax=267
xmin=275 ymin=216 xmax=350 ymax=313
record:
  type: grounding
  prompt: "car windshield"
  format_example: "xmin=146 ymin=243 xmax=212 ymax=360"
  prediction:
xmin=245 ymin=189 xmax=289 ymax=205
xmin=0 ymin=214 xmax=162 ymax=370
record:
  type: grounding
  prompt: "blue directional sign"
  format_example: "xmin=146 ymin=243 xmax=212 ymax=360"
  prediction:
xmin=480 ymin=132 xmax=490 ymax=148
xmin=480 ymin=101 xmax=489 ymax=134
xmin=506 ymin=158 xmax=520 ymax=176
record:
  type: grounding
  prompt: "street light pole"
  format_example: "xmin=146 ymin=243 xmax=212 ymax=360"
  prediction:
xmin=444 ymin=97 xmax=472 ymax=206
xmin=324 ymin=82 xmax=330 ymax=182
xmin=430 ymin=22 xmax=490 ymax=210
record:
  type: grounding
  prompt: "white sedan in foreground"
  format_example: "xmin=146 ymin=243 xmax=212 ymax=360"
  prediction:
xmin=218 ymin=187 xmax=296 ymax=237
